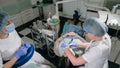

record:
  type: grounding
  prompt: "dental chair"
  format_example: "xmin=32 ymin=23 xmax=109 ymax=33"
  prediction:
xmin=12 ymin=44 xmax=35 ymax=68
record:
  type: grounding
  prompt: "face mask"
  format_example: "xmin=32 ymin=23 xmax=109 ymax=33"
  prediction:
xmin=6 ymin=23 xmax=15 ymax=33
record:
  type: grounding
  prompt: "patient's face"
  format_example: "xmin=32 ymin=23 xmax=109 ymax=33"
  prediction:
xmin=77 ymin=22 xmax=81 ymax=26
xmin=69 ymin=20 xmax=74 ymax=24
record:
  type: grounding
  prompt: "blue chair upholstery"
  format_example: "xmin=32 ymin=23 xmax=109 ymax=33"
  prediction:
xmin=62 ymin=22 xmax=69 ymax=33
xmin=12 ymin=44 xmax=35 ymax=68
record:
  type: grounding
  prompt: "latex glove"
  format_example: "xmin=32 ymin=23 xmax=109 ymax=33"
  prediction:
xmin=69 ymin=43 xmax=77 ymax=48
xmin=14 ymin=42 xmax=31 ymax=59
xmin=21 ymin=42 xmax=31 ymax=48
xmin=61 ymin=43 xmax=68 ymax=48
xmin=14 ymin=46 xmax=28 ymax=59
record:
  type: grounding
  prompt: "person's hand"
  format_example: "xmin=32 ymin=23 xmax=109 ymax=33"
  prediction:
xmin=64 ymin=48 xmax=75 ymax=57
xmin=69 ymin=43 xmax=77 ymax=48
xmin=61 ymin=43 xmax=68 ymax=48
xmin=14 ymin=42 xmax=31 ymax=59
xmin=21 ymin=42 xmax=31 ymax=48
xmin=67 ymin=32 xmax=77 ymax=36
xmin=14 ymin=47 xmax=28 ymax=59
xmin=64 ymin=48 xmax=70 ymax=57
xmin=77 ymin=43 xmax=90 ymax=48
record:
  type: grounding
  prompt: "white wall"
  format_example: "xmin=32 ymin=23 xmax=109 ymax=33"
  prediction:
xmin=87 ymin=0 xmax=105 ymax=6
xmin=62 ymin=0 xmax=86 ymax=18
xmin=0 ymin=0 xmax=39 ymax=27
xmin=0 ymin=0 xmax=19 ymax=15
xmin=43 ymin=4 xmax=56 ymax=20
xmin=62 ymin=0 xmax=106 ymax=19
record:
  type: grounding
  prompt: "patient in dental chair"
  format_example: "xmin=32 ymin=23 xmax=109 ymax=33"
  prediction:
xmin=62 ymin=19 xmax=84 ymax=38
xmin=0 ymin=11 xmax=54 ymax=68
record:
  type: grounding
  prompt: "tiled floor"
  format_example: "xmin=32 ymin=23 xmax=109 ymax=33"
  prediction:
xmin=16 ymin=17 xmax=120 ymax=68
xmin=19 ymin=28 xmax=31 ymax=36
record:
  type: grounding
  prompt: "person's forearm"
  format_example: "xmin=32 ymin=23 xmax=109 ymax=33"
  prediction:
xmin=78 ymin=43 xmax=90 ymax=49
xmin=3 ymin=57 xmax=17 ymax=68
xmin=66 ymin=48 xmax=77 ymax=61
xmin=62 ymin=33 xmax=68 ymax=38
xmin=66 ymin=49 xmax=83 ymax=66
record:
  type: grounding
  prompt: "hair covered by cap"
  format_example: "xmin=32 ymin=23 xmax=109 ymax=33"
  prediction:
xmin=0 ymin=11 xmax=10 ymax=31
xmin=83 ymin=17 xmax=108 ymax=37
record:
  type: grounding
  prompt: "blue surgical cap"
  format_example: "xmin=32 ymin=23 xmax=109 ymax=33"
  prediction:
xmin=83 ymin=17 xmax=108 ymax=37
xmin=0 ymin=11 xmax=10 ymax=31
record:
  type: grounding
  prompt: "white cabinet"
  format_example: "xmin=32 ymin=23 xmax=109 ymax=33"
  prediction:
xmin=10 ymin=13 xmax=23 ymax=27
xmin=20 ymin=8 xmax=34 ymax=24
xmin=10 ymin=8 xmax=38 ymax=27
xmin=32 ymin=8 xmax=39 ymax=18
xmin=86 ymin=0 xmax=105 ymax=6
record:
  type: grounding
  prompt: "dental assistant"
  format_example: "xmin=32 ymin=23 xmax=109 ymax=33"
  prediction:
xmin=0 ymin=11 xmax=53 ymax=68
xmin=63 ymin=17 xmax=111 ymax=68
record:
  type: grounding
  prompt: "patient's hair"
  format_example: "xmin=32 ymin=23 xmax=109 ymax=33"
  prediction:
xmin=68 ymin=19 xmax=74 ymax=24
xmin=74 ymin=20 xmax=82 ymax=26
xmin=67 ymin=19 xmax=82 ymax=26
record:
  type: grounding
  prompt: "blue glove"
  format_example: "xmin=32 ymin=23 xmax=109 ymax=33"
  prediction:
xmin=14 ymin=47 xmax=28 ymax=59
xmin=21 ymin=42 xmax=31 ymax=48
xmin=14 ymin=42 xmax=31 ymax=59
xmin=61 ymin=43 xmax=68 ymax=48
xmin=69 ymin=43 xmax=77 ymax=48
